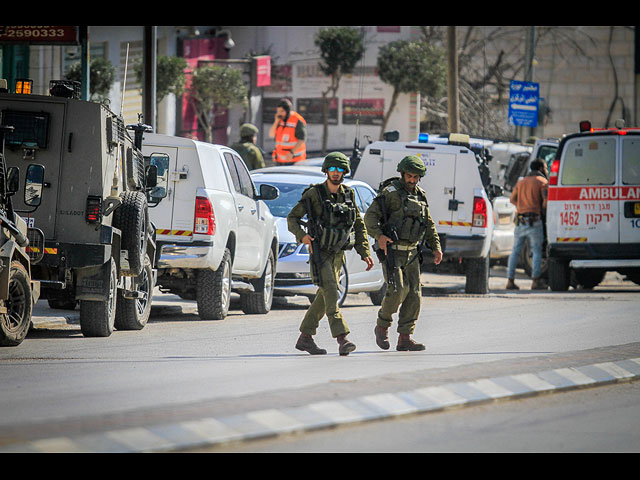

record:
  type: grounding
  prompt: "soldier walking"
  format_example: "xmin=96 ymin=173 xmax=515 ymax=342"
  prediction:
xmin=364 ymin=156 xmax=443 ymax=351
xmin=287 ymin=152 xmax=374 ymax=356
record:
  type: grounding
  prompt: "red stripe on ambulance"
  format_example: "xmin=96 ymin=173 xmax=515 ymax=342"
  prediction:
xmin=548 ymin=186 xmax=640 ymax=201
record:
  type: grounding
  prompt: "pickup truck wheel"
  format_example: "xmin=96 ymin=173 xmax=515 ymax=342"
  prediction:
xmin=464 ymin=255 xmax=489 ymax=294
xmin=337 ymin=264 xmax=348 ymax=307
xmin=0 ymin=261 xmax=32 ymax=347
xmin=113 ymin=191 xmax=148 ymax=276
xmin=115 ymin=255 xmax=153 ymax=330
xmin=80 ymin=258 xmax=117 ymax=337
xmin=197 ymin=248 xmax=232 ymax=320
xmin=240 ymin=249 xmax=275 ymax=314
xmin=548 ymin=258 xmax=570 ymax=291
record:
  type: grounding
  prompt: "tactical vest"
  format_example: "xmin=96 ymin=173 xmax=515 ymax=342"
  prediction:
xmin=313 ymin=184 xmax=357 ymax=252
xmin=380 ymin=178 xmax=430 ymax=243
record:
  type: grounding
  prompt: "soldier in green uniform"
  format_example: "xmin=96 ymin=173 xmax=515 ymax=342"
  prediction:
xmin=364 ymin=156 xmax=443 ymax=351
xmin=287 ymin=152 xmax=374 ymax=356
xmin=230 ymin=123 xmax=265 ymax=170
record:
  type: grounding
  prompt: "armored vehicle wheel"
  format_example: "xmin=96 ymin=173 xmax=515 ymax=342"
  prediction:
xmin=114 ymin=191 xmax=148 ymax=276
xmin=240 ymin=249 xmax=275 ymax=314
xmin=197 ymin=248 xmax=232 ymax=320
xmin=80 ymin=258 xmax=117 ymax=337
xmin=115 ymin=255 xmax=153 ymax=330
xmin=0 ymin=261 xmax=33 ymax=347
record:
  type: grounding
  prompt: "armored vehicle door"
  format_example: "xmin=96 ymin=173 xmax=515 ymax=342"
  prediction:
xmin=1 ymin=103 xmax=65 ymax=240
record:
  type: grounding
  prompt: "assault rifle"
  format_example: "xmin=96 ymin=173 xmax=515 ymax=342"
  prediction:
xmin=374 ymin=196 xmax=399 ymax=290
xmin=302 ymin=196 xmax=324 ymax=287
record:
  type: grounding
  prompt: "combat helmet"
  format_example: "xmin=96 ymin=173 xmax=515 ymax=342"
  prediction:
xmin=397 ymin=155 xmax=426 ymax=177
xmin=239 ymin=123 xmax=259 ymax=139
xmin=322 ymin=151 xmax=351 ymax=174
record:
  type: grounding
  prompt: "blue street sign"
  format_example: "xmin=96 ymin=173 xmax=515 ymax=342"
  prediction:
xmin=508 ymin=80 xmax=539 ymax=127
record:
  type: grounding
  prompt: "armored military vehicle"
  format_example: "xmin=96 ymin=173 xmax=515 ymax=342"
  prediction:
xmin=0 ymin=79 xmax=164 ymax=337
xmin=0 ymin=121 xmax=43 ymax=346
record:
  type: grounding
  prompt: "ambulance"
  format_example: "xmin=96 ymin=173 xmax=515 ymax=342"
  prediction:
xmin=546 ymin=120 xmax=640 ymax=290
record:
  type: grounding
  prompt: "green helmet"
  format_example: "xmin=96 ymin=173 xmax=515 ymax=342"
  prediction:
xmin=239 ymin=123 xmax=258 ymax=138
xmin=397 ymin=155 xmax=426 ymax=176
xmin=322 ymin=152 xmax=350 ymax=174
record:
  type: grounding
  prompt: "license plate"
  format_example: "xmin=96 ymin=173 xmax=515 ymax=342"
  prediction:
xmin=635 ymin=203 xmax=640 ymax=216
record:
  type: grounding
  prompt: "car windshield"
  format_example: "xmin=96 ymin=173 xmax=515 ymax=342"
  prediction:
xmin=253 ymin=180 xmax=311 ymax=217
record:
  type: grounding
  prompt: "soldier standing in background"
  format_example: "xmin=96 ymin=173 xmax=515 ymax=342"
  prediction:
xmin=364 ymin=156 xmax=443 ymax=352
xmin=287 ymin=152 xmax=374 ymax=356
xmin=230 ymin=123 xmax=265 ymax=170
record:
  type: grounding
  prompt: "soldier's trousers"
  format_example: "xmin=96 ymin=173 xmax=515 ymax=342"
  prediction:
xmin=299 ymin=250 xmax=349 ymax=338
xmin=377 ymin=248 xmax=421 ymax=335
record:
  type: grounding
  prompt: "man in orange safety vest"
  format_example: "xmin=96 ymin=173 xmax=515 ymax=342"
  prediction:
xmin=269 ymin=98 xmax=307 ymax=164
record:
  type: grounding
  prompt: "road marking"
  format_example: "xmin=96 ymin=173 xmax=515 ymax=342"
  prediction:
xmin=3 ymin=356 xmax=639 ymax=453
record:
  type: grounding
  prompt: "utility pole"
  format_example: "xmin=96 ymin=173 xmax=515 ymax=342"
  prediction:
xmin=143 ymin=26 xmax=157 ymax=132
xmin=447 ymin=26 xmax=459 ymax=133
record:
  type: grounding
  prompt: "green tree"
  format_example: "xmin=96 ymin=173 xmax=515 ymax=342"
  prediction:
xmin=376 ymin=40 xmax=445 ymax=139
xmin=134 ymin=55 xmax=188 ymax=104
xmin=315 ymin=27 xmax=364 ymax=153
xmin=65 ymin=57 xmax=115 ymax=102
xmin=188 ymin=65 xmax=247 ymax=143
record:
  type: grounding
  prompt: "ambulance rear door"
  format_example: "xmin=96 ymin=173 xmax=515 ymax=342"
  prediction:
xmin=549 ymin=135 xmax=619 ymax=245
xmin=620 ymin=136 xmax=640 ymax=244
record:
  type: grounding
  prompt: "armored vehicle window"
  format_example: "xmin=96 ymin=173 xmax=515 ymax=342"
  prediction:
xmin=561 ymin=137 xmax=616 ymax=185
xmin=232 ymin=155 xmax=256 ymax=199
xmin=622 ymin=137 xmax=640 ymax=185
xmin=1 ymin=110 xmax=49 ymax=148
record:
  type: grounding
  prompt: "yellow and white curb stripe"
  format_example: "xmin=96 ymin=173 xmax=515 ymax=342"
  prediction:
xmin=3 ymin=357 xmax=639 ymax=453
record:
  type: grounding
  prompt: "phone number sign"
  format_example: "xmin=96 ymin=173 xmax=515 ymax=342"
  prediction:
xmin=0 ymin=26 xmax=79 ymax=45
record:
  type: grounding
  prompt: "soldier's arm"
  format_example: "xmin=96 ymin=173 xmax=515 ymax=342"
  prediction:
xmin=353 ymin=206 xmax=371 ymax=260
xmin=424 ymin=208 xmax=442 ymax=253
xmin=287 ymin=194 xmax=311 ymax=243
xmin=363 ymin=196 xmax=385 ymax=239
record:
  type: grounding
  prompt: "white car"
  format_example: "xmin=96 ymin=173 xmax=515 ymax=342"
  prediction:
xmin=142 ymin=133 xmax=280 ymax=319
xmin=251 ymin=168 xmax=385 ymax=306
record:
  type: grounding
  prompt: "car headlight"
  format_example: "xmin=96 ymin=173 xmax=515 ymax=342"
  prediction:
xmin=279 ymin=243 xmax=299 ymax=258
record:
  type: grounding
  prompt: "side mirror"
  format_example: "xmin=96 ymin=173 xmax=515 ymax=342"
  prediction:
xmin=6 ymin=166 xmax=19 ymax=195
xmin=147 ymin=153 xmax=169 ymax=201
xmin=258 ymin=183 xmax=279 ymax=201
xmin=24 ymin=164 xmax=45 ymax=207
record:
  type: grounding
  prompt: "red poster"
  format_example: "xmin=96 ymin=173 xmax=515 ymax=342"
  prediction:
xmin=256 ymin=56 xmax=271 ymax=87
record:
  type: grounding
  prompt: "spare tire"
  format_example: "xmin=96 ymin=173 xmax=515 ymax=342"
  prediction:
xmin=113 ymin=191 xmax=148 ymax=276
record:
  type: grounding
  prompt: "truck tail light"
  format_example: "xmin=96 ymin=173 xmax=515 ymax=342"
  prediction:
xmin=472 ymin=196 xmax=487 ymax=228
xmin=86 ymin=196 xmax=102 ymax=224
xmin=194 ymin=196 xmax=216 ymax=235
xmin=549 ymin=159 xmax=560 ymax=185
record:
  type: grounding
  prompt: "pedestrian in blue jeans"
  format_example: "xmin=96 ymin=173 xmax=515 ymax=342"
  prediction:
xmin=505 ymin=159 xmax=549 ymax=290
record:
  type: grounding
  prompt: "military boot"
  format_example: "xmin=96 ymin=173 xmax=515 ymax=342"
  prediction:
xmin=531 ymin=278 xmax=548 ymax=290
xmin=337 ymin=334 xmax=356 ymax=356
xmin=295 ymin=333 xmax=327 ymax=355
xmin=506 ymin=278 xmax=519 ymax=290
xmin=374 ymin=325 xmax=390 ymax=350
xmin=396 ymin=334 xmax=426 ymax=351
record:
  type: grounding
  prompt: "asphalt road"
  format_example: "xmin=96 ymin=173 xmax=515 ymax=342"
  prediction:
xmin=0 ymin=267 xmax=638 ymax=452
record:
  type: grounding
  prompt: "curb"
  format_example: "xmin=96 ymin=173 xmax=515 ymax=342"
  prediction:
xmin=2 ymin=357 xmax=639 ymax=453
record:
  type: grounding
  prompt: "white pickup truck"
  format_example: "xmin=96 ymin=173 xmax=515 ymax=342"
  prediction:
xmin=142 ymin=134 xmax=280 ymax=319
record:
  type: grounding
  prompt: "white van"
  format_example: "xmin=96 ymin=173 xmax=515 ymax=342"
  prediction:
xmin=141 ymin=133 xmax=280 ymax=318
xmin=546 ymin=120 xmax=640 ymax=290
xmin=353 ymin=133 xmax=496 ymax=294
